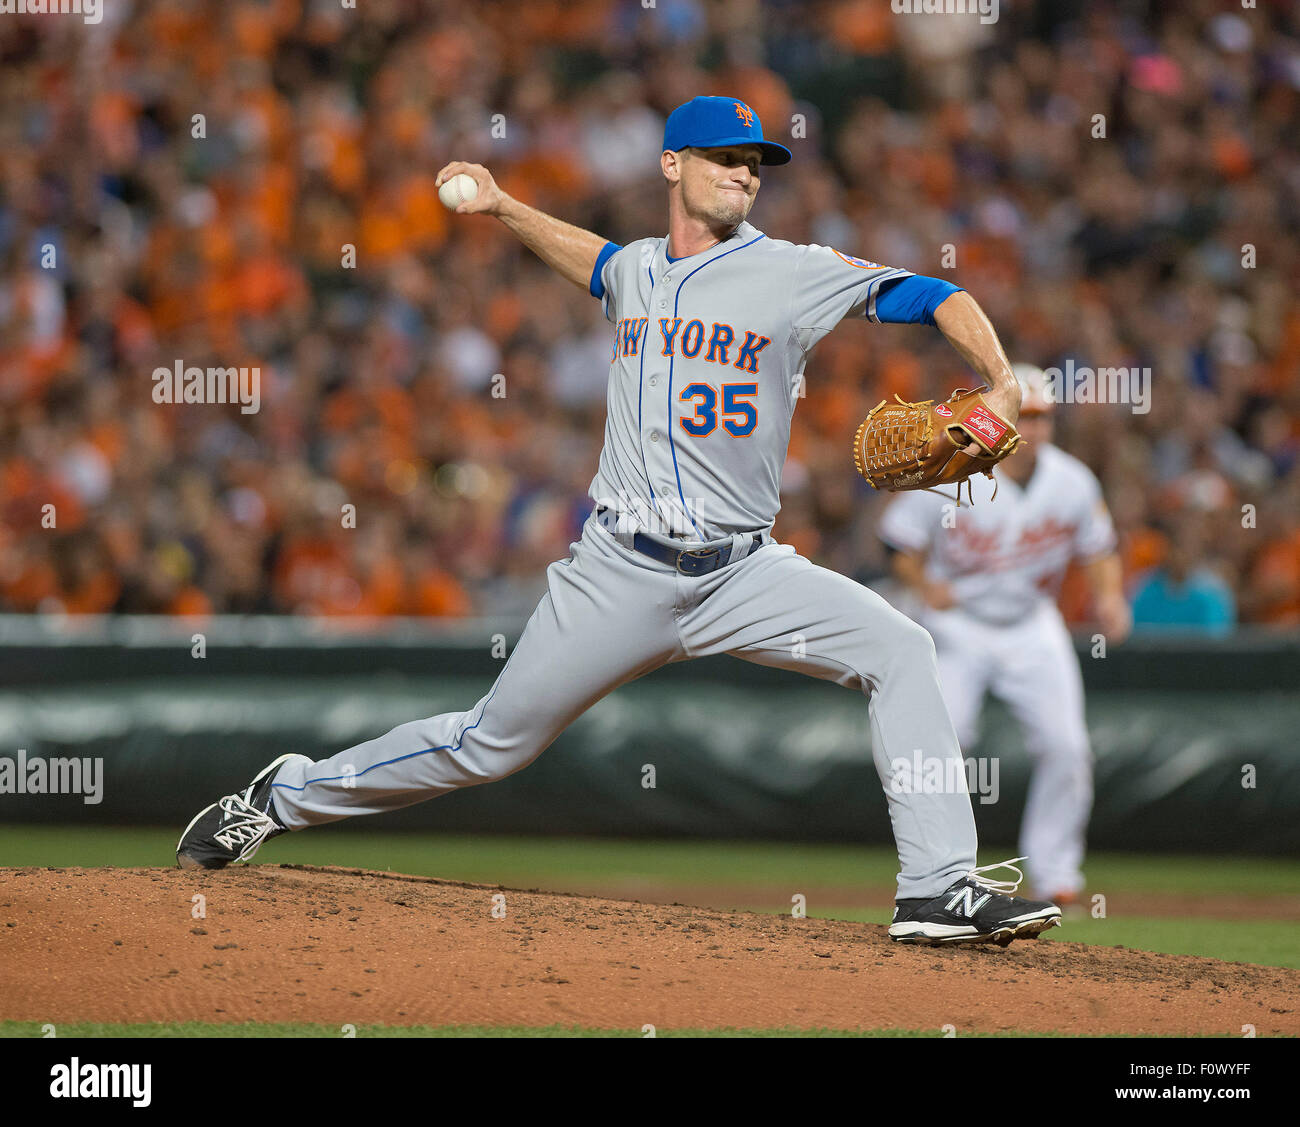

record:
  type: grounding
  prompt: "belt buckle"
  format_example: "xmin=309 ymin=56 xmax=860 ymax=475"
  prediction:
xmin=675 ymin=547 xmax=721 ymax=576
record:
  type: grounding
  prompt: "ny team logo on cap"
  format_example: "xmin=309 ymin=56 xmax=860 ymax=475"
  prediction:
xmin=662 ymin=95 xmax=793 ymax=165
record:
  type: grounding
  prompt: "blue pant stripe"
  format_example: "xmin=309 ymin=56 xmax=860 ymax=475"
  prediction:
xmin=272 ymin=680 xmax=502 ymax=792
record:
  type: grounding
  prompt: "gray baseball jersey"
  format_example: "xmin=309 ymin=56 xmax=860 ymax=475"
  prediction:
xmin=267 ymin=221 xmax=993 ymax=902
xmin=590 ymin=221 xmax=912 ymax=537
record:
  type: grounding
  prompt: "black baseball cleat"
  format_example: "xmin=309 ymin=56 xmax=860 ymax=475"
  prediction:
xmin=176 ymin=753 xmax=310 ymax=870
xmin=889 ymin=858 xmax=1062 ymax=946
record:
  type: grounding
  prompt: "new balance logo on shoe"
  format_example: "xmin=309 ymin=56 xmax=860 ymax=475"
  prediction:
xmin=945 ymin=886 xmax=992 ymax=917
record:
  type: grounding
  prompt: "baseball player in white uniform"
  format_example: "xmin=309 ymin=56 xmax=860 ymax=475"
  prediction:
xmin=178 ymin=97 xmax=1062 ymax=945
xmin=878 ymin=365 xmax=1131 ymax=904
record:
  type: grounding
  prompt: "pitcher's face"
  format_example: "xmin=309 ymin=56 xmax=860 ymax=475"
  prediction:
xmin=674 ymin=145 xmax=761 ymax=228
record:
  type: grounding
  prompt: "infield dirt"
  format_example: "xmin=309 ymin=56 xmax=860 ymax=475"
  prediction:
xmin=2 ymin=865 xmax=1295 ymax=1035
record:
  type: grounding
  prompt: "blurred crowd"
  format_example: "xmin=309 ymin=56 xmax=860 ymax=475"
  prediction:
xmin=1 ymin=0 xmax=1298 ymax=629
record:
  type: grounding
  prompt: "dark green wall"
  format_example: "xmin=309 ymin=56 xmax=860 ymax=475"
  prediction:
xmin=0 ymin=620 xmax=1296 ymax=852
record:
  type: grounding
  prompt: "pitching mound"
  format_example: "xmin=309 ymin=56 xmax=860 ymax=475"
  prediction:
xmin=2 ymin=865 xmax=1296 ymax=1035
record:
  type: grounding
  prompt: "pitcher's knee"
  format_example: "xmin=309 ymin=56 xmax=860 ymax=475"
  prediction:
xmin=449 ymin=724 xmax=552 ymax=785
xmin=842 ymin=606 xmax=939 ymax=688
xmin=879 ymin=612 xmax=939 ymax=671
xmin=473 ymin=741 xmax=546 ymax=782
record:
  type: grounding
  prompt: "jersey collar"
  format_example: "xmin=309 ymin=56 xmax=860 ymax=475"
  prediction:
xmin=659 ymin=221 xmax=762 ymax=275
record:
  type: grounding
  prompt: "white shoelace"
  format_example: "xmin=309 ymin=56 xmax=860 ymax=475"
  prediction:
xmin=967 ymin=856 xmax=1027 ymax=896
xmin=212 ymin=794 xmax=278 ymax=862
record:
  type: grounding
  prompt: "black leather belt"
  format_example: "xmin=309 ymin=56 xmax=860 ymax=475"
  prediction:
xmin=595 ymin=506 xmax=763 ymax=577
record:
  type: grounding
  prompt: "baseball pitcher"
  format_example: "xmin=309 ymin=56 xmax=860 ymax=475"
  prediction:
xmin=178 ymin=97 xmax=1062 ymax=945
xmin=878 ymin=365 xmax=1132 ymax=904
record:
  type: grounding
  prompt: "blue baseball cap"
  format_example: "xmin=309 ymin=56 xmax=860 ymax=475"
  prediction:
xmin=663 ymin=96 xmax=792 ymax=166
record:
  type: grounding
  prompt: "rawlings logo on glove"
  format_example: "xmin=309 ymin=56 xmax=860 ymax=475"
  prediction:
xmin=852 ymin=386 xmax=1022 ymax=498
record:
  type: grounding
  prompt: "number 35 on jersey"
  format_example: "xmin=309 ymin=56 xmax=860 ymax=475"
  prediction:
xmin=679 ymin=383 xmax=757 ymax=437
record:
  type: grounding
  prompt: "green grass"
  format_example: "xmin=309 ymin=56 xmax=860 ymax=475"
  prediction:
xmin=1038 ymin=916 xmax=1300 ymax=968
xmin=0 ymin=1021 xmax=1216 ymax=1039
xmin=3 ymin=826 xmax=1299 ymax=898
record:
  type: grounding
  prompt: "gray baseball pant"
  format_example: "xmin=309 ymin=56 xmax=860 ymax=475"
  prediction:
xmin=270 ymin=514 xmax=978 ymax=899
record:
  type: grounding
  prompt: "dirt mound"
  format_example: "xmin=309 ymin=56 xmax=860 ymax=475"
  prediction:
xmin=2 ymin=865 xmax=1295 ymax=1035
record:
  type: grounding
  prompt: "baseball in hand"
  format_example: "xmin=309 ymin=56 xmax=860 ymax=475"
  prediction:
xmin=438 ymin=173 xmax=478 ymax=210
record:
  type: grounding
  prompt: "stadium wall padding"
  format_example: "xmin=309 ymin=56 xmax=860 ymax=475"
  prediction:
xmin=0 ymin=618 xmax=1296 ymax=852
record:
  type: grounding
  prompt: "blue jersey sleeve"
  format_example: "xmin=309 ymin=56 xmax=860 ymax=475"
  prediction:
xmin=589 ymin=241 xmax=622 ymax=299
xmin=873 ymin=275 xmax=963 ymax=326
